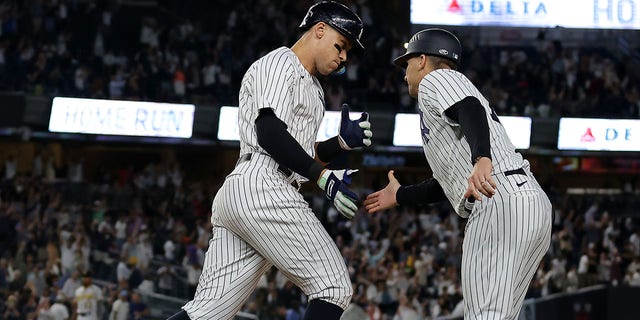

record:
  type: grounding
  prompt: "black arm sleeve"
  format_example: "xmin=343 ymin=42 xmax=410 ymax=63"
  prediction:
xmin=255 ymin=108 xmax=324 ymax=181
xmin=316 ymin=136 xmax=344 ymax=163
xmin=444 ymin=96 xmax=492 ymax=164
xmin=396 ymin=178 xmax=447 ymax=206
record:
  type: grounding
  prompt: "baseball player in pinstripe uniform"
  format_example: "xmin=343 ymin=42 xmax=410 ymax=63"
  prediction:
xmin=364 ymin=29 xmax=552 ymax=319
xmin=168 ymin=2 xmax=371 ymax=320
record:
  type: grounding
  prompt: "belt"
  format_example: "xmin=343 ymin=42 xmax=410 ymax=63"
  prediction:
xmin=504 ymin=167 xmax=526 ymax=177
xmin=238 ymin=153 xmax=294 ymax=178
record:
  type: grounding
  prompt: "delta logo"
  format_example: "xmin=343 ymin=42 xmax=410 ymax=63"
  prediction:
xmin=447 ymin=0 xmax=548 ymax=16
xmin=581 ymin=128 xmax=596 ymax=142
xmin=579 ymin=127 xmax=634 ymax=143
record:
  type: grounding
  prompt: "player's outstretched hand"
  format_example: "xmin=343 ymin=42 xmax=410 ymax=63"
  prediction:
xmin=317 ymin=168 xmax=359 ymax=219
xmin=338 ymin=104 xmax=372 ymax=150
xmin=364 ymin=170 xmax=400 ymax=213
xmin=464 ymin=156 xmax=497 ymax=201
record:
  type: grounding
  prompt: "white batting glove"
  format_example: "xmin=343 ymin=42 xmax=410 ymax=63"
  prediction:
xmin=317 ymin=168 xmax=359 ymax=219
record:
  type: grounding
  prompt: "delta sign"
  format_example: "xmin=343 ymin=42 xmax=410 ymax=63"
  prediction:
xmin=557 ymin=118 xmax=639 ymax=151
xmin=411 ymin=0 xmax=640 ymax=29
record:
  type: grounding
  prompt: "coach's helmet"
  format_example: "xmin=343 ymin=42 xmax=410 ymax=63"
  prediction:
xmin=393 ymin=28 xmax=461 ymax=68
xmin=299 ymin=1 xmax=364 ymax=50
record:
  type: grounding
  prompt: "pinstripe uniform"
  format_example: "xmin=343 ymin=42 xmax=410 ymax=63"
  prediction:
xmin=182 ymin=47 xmax=353 ymax=319
xmin=417 ymin=69 xmax=552 ymax=319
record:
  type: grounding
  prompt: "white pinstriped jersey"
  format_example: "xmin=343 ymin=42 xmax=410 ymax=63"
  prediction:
xmin=238 ymin=46 xmax=326 ymax=183
xmin=417 ymin=69 xmax=525 ymax=217
xmin=182 ymin=46 xmax=354 ymax=319
xmin=417 ymin=68 xmax=552 ymax=319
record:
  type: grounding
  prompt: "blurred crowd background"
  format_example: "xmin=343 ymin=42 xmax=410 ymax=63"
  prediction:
xmin=1 ymin=0 xmax=638 ymax=117
xmin=0 ymin=0 xmax=639 ymax=320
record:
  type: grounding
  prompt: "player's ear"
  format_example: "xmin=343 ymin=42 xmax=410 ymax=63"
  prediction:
xmin=313 ymin=22 xmax=327 ymax=40
xmin=418 ymin=55 xmax=427 ymax=70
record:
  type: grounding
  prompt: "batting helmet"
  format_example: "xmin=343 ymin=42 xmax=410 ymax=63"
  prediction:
xmin=299 ymin=1 xmax=364 ymax=50
xmin=393 ymin=28 xmax=461 ymax=68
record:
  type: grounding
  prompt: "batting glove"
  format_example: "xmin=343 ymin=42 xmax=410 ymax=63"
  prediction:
xmin=317 ymin=168 xmax=359 ymax=219
xmin=338 ymin=104 xmax=372 ymax=150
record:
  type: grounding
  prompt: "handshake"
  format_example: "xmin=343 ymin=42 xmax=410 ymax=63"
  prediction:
xmin=317 ymin=104 xmax=372 ymax=219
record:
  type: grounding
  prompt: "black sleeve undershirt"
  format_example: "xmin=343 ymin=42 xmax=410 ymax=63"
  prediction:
xmin=255 ymin=108 xmax=324 ymax=181
xmin=316 ymin=136 xmax=344 ymax=163
xmin=396 ymin=178 xmax=447 ymax=206
xmin=444 ymin=96 xmax=492 ymax=164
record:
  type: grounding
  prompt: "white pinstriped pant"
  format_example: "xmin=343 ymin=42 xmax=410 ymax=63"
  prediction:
xmin=462 ymin=168 xmax=552 ymax=320
xmin=183 ymin=155 xmax=353 ymax=319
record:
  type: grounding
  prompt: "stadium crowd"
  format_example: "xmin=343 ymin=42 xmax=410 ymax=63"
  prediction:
xmin=0 ymin=0 xmax=638 ymax=117
xmin=1 ymin=0 xmax=640 ymax=320
xmin=0 ymin=151 xmax=639 ymax=319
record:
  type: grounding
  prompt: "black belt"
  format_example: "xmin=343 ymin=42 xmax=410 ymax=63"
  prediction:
xmin=504 ymin=168 xmax=526 ymax=177
xmin=238 ymin=153 xmax=294 ymax=177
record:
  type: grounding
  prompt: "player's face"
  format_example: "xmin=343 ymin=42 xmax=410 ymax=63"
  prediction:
xmin=404 ymin=55 xmax=422 ymax=98
xmin=317 ymin=26 xmax=352 ymax=76
xmin=404 ymin=55 xmax=436 ymax=98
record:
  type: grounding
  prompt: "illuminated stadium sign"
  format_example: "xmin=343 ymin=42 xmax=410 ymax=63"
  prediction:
xmin=393 ymin=113 xmax=531 ymax=149
xmin=49 ymin=97 xmax=194 ymax=138
xmin=411 ymin=0 xmax=640 ymax=29
xmin=217 ymin=106 xmax=361 ymax=142
xmin=557 ymin=118 xmax=639 ymax=151
xmin=217 ymin=106 xmax=240 ymax=141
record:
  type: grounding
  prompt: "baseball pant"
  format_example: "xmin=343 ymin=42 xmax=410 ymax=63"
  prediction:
xmin=183 ymin=154 xmax=352 ymax=319
xmin=462 ymin=168 xmax=552 ymax=320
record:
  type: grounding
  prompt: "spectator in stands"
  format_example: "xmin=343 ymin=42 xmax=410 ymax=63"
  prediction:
xmin=184 ymin=260 xmax=201 ymax=297
xmin=285 ymin=299 xmax=305 ymax=320
xmin=116 ymin=256 xmax=132 ymax=284
xmin=157 ymin=261 xmax=175 ymax=296
xmin=109 ymin=290 xmax=130 ymax=320
xmin=136 ymin=272 xmax=155 ymax=295
xmin=129 ymin=291 xmax=150 ymax=320
xmin=35 ymin=296 xmax=70 ymax=320
xmin=128 ymin=261 xmax=143 ymax=291
xmin=113 ymin=214 xmax=128 ymax=250
xmin=59 ymin=230 xmax=76 ymax=277
xmin=73 ymin=272 xmax=103 ymax=320
xmin=59 ymin=270 xmax=80 ymax=304
xmin=162 ymin=235 xmax=177 ymax=264
xmin=3 ymin=293 xmax=21 ymax=319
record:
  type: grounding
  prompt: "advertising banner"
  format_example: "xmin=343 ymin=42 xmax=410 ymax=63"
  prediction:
xmin=557 ymin=118 xmax=639 ymax=151
xmin=49 ymin=97 xmax=195 ymax=138
xmin=393 ymin=113 xmax=531 ymax=149
xmin=411 ymin=0 xmax=640 ymax=29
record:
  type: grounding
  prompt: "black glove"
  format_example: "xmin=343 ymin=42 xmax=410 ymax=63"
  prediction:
xmin=338 ymin=104 xmax=372 ymax=150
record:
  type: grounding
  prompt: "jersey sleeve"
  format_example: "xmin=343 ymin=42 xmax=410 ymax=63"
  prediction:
xmin=251 ymin=52 xmax=296 ymax=119
xmin=419 ymin=69 xmax=480 ymax=126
